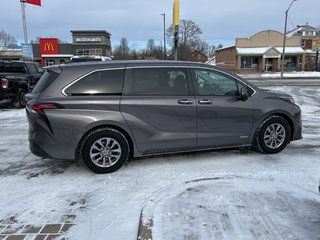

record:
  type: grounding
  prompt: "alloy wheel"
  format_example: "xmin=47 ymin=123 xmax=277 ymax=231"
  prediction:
xmin=89 ymin=137 xmax=122 ymax=168
xmin=263 ymin=123 xmax=286 ymax=149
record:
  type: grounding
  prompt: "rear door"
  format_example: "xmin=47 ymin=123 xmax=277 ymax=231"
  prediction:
xmin=121 ymin=66 xmax=196 ymax=154
xmin=191 ymin=68 xmax=254 ymax=148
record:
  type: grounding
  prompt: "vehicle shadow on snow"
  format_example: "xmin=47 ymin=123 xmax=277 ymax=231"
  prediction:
xmin=0 ymin=154 xmax=75 ymax=179
xmin=0 ymin=100 xmax=15 ymax=109
xmin=131 ymin=147 xmax=255 ymax=165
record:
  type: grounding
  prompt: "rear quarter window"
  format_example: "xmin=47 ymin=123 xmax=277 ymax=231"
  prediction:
xmin=32 ymin=70 xmax=60 ymax=93
xmin=64 ymin=69 xmax=124 ymax=96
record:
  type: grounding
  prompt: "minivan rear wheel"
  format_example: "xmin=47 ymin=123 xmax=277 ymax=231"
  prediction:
xmin=255 ymin=116 xmax=291 ymax=154
xmin=80 ymin=128 xmax=129 ymax=173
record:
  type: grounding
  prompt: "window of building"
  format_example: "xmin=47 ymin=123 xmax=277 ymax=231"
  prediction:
xmin=193 ymin=69 xmax=246 ymax=96
xmin=45 ymin=59 xmax=56 ymax=66
xmin=65 ymin=69 xmax=124 ymax=96
xmin=76 ymin=49 xmax=89 ymax=56
xmin=76 ymin=49 xmax=102 ymax=56
xmin=124 ymin=68 xmax=188 ymax=95
xmin=284 ymin=57 xmax=297 ymax=69
xmin=240 ymin=57 xmax=259 ymax=69
xmin=33 ymin=59 xmax=42 ymax=65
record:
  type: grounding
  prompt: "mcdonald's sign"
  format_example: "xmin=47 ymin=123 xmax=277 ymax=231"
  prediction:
xmin=40 ymin=38 xmax=59 ymax=55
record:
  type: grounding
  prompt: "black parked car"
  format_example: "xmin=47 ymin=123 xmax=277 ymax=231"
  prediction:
xmin=0 ymin=61 xmax=44 ymax=108
xmin=26 ymin=61 xmax=302 ymax=173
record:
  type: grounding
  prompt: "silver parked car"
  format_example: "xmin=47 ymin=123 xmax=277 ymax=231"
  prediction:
xmin=26 ymin=61 xmax=302 ymax=173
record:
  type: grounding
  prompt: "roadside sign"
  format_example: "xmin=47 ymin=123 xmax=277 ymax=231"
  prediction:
xmin=21 ymin=44 xmax=34 ymax=60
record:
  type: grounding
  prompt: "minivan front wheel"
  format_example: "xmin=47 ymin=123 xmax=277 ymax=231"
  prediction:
xmin=255 ymin=116 xmax=291 ymax=154
xmin=80 ymin=128 xmax=129 ymax=173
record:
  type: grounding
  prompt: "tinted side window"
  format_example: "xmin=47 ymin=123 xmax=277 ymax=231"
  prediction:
xmin=27 ymin=64 xmax=38 ymax=74
xmin=124 ymin=68 xmax=188 ymax=95
xmin=0 ymin=63 xmax=27 ymax=73
xmin=193 ymin=69 xmax=246 ymax=96
xmin=65 ymin=69 xmax=124 ymax=96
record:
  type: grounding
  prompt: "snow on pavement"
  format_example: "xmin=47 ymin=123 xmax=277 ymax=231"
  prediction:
xmin=0 ymin=86 xmax=319 ymax=240
xmin=142 ymin=178 xmax=320 ymax=240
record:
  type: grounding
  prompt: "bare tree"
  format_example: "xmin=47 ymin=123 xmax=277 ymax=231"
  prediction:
xmin=166 ymin=19 xmax=204 ymax=60
xmin=207 ymin=45 xmax=217 ymax=58
xmin=166 ymin=19 xmax=202 ymax=46
xmin=191 ymin=39 xmax=209 ymax=55
xmin=113 ymin=37 xmax=130 ymax=60
xmin=0 ymin=30 xmax=17 ymax=49
xmin=146 ymin=39 xmax=155 ymax=55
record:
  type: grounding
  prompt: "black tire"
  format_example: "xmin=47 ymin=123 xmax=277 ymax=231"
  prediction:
xmin=13 ymin=88 xmax=27 ymax=108
xmin=80 ymin=128 xmax=129 ymax=174
xmin=255 ymin=116 xmax=291 ymax=154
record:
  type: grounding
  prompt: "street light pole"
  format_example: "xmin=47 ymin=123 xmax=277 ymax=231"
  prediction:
xmin=161 ymin=13 xmax=166 ymax=60
xmin=20 ymin=0 xmax=28 ymax=44
xmin=281 ymin=0 xmax=297 ymax=78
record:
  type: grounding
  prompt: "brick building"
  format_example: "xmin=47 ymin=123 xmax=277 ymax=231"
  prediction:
xmin=215 ymin=30 xmax=306 ymax=73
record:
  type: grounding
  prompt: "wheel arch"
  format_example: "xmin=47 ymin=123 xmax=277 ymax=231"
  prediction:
xmin=76 ymin=124 xmax=135 ymax=159
xmin=269 ymin=113 xmax=294 ymax=141
xmin=18 ymin=82 xmax=29 ymax=92
xmin=255 ymin=111 xmax=295 ymax=141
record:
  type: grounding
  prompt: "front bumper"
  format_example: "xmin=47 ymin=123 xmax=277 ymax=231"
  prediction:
xmin=292 ymin=104 xmax=303 ymax=141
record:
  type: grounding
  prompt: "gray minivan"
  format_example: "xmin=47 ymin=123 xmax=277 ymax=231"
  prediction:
xmin=26 ymin=61 xmax=302 ymax=173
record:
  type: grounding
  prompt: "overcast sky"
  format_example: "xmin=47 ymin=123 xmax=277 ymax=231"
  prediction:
xmin=1 ymin=0 xmax=319 ymax=49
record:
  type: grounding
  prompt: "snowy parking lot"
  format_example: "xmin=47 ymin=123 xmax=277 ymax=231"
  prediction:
xmin=0 ymin=85 xmax=320 ymax=240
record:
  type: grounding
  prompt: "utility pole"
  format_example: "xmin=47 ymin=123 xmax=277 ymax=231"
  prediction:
xmin=281 ymin=0 xmax=297 ymax=78
xmin=20 ymin=0 xmax=29 ymax=44
xmin=161 ymin=13 xmax=166 ymax=60
xmin=173 ymin=0 xmax=180 ymax=61
xmin=316 ymin=50 xmax=319 ymax=71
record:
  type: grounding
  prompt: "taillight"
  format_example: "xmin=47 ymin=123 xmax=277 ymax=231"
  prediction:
xmin=1 ymin=78 xmax=8 ymax=89
xmin=27 ymin=103 xmax=60 ymax=116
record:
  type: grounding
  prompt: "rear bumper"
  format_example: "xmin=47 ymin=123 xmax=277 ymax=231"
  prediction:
xmin=29 ymin=139 xmax=51 ymax=159
xmin=0 ymin=91 xmax=15 ymax=101
xmin=26 ymin=110 xmax=75 ymax=160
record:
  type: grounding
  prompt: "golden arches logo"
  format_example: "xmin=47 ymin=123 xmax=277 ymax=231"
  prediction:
xmin=44 ymin=42 xmax=54 ymax=51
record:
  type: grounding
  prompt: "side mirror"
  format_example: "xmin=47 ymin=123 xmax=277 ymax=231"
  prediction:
xmin=239 ymin=88 xmax=248 ymax=101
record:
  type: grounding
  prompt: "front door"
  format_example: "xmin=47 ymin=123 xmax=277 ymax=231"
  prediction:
xmin=265 ymin=58 xmax=274 ymax=72
xmin=191 ymin=68 xmax=254 ymax=148
xmin=121 ymin=67 xmax=196 ymax=154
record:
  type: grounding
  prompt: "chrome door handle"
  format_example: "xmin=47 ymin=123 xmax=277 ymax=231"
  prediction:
xmin=178 ymin=99 xmax=194 ymax=105
xmin=198 ymin=99 xmax=213 ymax=104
